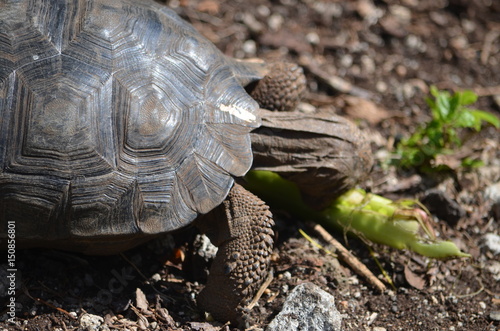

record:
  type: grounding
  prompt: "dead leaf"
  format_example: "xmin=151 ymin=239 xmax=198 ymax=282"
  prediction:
xmin=189 ymin=321 xmax=221 ymax=331
xmin=433 ymin=154 xmax=461 ymax=170
xmin=259 ymin=30 xmax=313 ymax=54
xmin=404 ymin=265 xmax=426 ymax=290
xmin=135 ymin=288 xmax=149 ymax=313
xmin=155 ymin=307 xmax=176 ymax=326
xmin=380 ymin=15 xmax=408 ymax=38
xmin=343 ymin=96 xmax=392 ymax=125
xmin=196 ymin=1 xmax=219 ymax=15
xmin=137 ymin=314 xmax=149 ymax=330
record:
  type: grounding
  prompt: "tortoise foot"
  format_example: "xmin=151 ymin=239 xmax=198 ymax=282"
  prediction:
xmin=196 ymin=183 xmax=274 ymax=326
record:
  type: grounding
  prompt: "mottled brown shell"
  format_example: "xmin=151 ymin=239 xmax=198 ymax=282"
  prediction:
xmin=0 ymin=0 xmax=260 ymax=252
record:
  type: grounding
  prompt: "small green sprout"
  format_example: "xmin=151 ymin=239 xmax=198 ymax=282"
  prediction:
xmin=394 ymin=86 xmax=499 ymax=171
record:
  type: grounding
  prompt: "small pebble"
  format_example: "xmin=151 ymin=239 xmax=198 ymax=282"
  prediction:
xmin=242 ymin=40 xmax=256 ymax=55
xmin=242 ymin=13 xmax=263 ymax=33
xmin=485 ymin=261 xmax=500 ymax=281
xmin=361 ymin=55 xmax=375 ymax=74
xmin=257 ymin=5 xmax=270 ymax=17
xmin=80 ymin=313 xmax=104 ymax=331
xmin=451 ymin=36 xmax=468 ymax=49
xmin=484 ymin=182 xmax=500 ymax=202
xmin=268 ymin=14 xmax=284 ymax=31
xmin=376 ymin=81 xmax=388 ymax=93
xmin=168 ymin=0 xmax=180 ymax=8
xmin=402 ymin=82 xmax=415 ymax=99
xmin=389 ymin=5 xmax=412 ymax=23
xmin=396 ymin=65 xmax=407 ymax=77
xmin=405 ymin=34 xmax=426 ymax=52
xmin=357 ymin=0 xmax=383 ymax=25
xmin=490 ymin=311 xmax=500 ymax=321
xmin=348 ymin=276 xmax=359 ymax=285
xmin=430 ymin=12 xmax=448 ymax=26
xmin=151 ymin=273 xmax=161 ymax=282
xmin=493 ymin=95 xmax=500 ymax=109
xmin=297 ymin=102 xmax=316 ymax=114
xmin=367 ymin=312 xmax=378 ymax=325
xmin=306 ymin=32 xmax=320 ymax=45
xmin=340 ymin=54 xmax=353 ymax=68
xmin=313 ymin=2 xmax=343 ymax=18
xmin=483 ymin=233 xmax=500 ymax=255
xmin=461 ymin=19 xmax=476 ymax=33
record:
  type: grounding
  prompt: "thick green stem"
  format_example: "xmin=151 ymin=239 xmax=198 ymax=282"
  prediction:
xmin=244 ymin=170 xmax=470 ymax=259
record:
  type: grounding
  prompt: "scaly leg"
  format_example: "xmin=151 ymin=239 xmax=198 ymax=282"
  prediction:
xmin=249 ymin=62 xmax=306 ymax=112
xmin=196 ymin=183 xmax=274 ymax=326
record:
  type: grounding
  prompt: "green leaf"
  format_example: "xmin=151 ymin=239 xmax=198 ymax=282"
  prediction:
xmin=435 ymin=92 xmax=451 ymax=120
xmin=470 ymin=109 xmax=500 ymax=128
xmin=458 ymin=90 xmax=478 ymax=106
xmin=454 ymin=109 xmax=477 ymax=129
xmin=393 ymin=86 xmax=494 ymax=172
xmin=429 ymin=85 xmax=441 ymax=98
xmin=461 ymin=157 xmax=484 ymax=169
xmin=426 ymin=97 xmax=439 ymax=119
xmin=448 ymin=93 xmax=461 ymax=116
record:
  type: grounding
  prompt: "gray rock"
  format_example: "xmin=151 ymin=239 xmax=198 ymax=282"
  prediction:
xmin=484 ymin=182 xmax=500 ymax=202
xmin=185 ymin=233 xmax=219 ymax=282
xmin=490 ymin=310 xmax=500 ymax=321
xmin=267 ymin=282 xmax=343 ymax=331
xmin=483 ymin=233 xmax=500 ymax=255
xmin=79 ymin=313 xmax=109 ymax=331
xmin=485 ymin=182 xmax=500 ymax=220
xmin=485 ymin=260 xmax=500 ymax=281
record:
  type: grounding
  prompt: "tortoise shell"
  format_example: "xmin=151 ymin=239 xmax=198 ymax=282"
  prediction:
xmin=0 ymin=0 xmax=261 ymax=253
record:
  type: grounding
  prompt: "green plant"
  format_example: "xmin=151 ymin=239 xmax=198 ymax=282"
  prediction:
xmin=244 ymin=170 xmax=470 ymax=259
xmin=394 ymin=86 xmax=500 ymax=170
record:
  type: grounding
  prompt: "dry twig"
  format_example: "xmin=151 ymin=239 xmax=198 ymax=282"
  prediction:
xmin=23 ymin=288 xmax=77 ymax=320
xmin=246 ymin=270 xmax=274 ymax=310
xmin=299 ymin=56 xmax=374 ymax=99
xmin=309 ymin=223 xmax=387 ymax=293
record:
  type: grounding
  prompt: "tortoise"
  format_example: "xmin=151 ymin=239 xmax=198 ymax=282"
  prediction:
xmin=0 ymin=0 xmax=374 ymax=326
xmin=0 ymin=0 xmax=308 ymax=325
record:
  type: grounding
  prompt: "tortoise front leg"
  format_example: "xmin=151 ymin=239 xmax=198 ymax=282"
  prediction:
xmin=195 ymin=183 xmax=274 ymax=326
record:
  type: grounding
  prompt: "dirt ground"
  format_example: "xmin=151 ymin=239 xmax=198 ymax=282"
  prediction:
xmin=1 ymin=0 xmax=500 ymax=330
